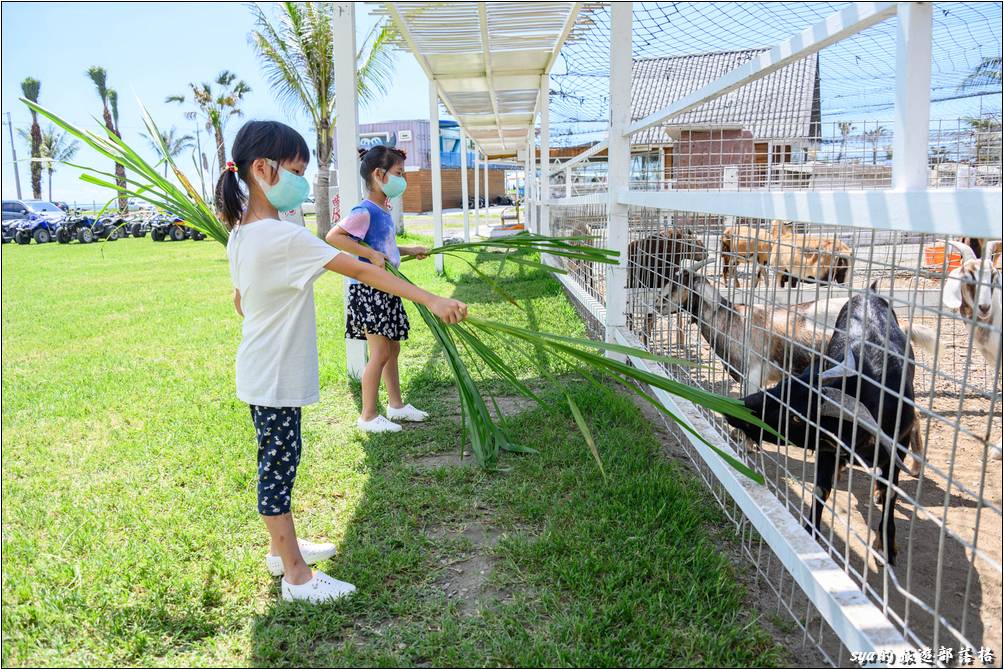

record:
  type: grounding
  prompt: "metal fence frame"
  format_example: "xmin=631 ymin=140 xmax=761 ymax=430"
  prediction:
xmin=527 ymin=1 xmax=1002 ymax=664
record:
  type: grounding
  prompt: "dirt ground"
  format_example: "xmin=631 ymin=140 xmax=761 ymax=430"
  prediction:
xmin=634 ymin=270 xmax=1003 ymax=664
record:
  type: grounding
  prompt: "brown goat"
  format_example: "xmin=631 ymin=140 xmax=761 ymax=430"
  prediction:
xmin=721 ymin=225 xmax=773 ymax=287
xmin=770 ymin=220 xmax=852 ymax=288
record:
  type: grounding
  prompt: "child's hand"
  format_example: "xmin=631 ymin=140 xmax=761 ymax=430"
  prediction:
xmin=367 ymin=249 xmax=387 ymax=267
xmin=412 ymin=246 xmax=429 ymax=260
xmin=430 ymin=297 xmax=468 ymax=324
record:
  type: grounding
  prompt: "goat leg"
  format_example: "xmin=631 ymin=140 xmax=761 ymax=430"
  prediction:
xmin=871 ymin=457 xmax=900 ymax=566
xmin=808 ymin=449 xmax=837 ymax=540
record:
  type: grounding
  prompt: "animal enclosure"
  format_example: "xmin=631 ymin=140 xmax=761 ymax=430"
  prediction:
xmin=534 ymin=1 xmax=1002 ymax=665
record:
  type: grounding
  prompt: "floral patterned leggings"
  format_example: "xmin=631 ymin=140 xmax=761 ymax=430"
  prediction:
xmin=250 ymin=405 xmax=302 ymax=516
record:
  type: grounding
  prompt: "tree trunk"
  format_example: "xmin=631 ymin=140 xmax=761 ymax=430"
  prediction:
xmin=29 ymin=112 xmax=42 ymax=199
xmin=102 ymin=107 xmax=128 ymax=213
xmin=314 ymin=123 xmax=333 ymax=239
xmin=214 ymin=124 xmax=227 ymax=180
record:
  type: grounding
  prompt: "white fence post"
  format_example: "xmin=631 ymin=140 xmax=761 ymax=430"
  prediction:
xmin=333 ymin=1 xmax=366 ymax=379
xmin=605 ymin=1 xmax=632 ymax=349
xmin=526 ymin=138 xmax=536 ymax=232
xmin=892 ymin=1 xmax=933 ymax=191
xmin=430 ymin=80 xmax=444 ymax=274
xmin=539 ymin=75 xmax=551 ymax=236
xmin=473 ymin=150 xmax=480 ymax=236
xmin=483 ymin=153 xmax=490 ymax=227
xmin=461 ymin=129 xmax=470 ymax=243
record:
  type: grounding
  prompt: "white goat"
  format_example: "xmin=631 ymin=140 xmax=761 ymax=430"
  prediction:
xmin=942 ymin=239 xmax=1003 ymax=460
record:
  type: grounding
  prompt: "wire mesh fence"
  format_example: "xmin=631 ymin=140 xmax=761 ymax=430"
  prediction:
xmin=538 ymin=1 xmax=1002 ymax=664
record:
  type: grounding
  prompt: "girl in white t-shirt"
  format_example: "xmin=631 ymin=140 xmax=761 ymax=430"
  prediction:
xmin=219 ymin=120 xmax=467 ymax=604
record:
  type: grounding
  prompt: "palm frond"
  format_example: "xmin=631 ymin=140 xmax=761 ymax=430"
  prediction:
xmin=20 ymin=77 xmax=40 ymax=103
xmin=356 ymin=18 xmax=398 ymax=107
xmin=85 ymin=66 xmax=108 ymax=102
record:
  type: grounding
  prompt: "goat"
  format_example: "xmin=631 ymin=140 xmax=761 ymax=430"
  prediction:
xmin=770 ymin=220 xmax=852 ymax=288
xmin=724 ymin=286 xmax=918 ymax=565
xmin=656 ymin=266 xmax=934 ymax=474
xmin=721 ymin=225 xmax=772 ymax=288
xmin=625 ymin=229 xmax=707 ymax=344
xmin=942 ymin=239 xmax=1003 ymax=460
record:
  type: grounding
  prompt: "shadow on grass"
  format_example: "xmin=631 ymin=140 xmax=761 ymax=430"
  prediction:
xmin=246 ymin=265 xmax=790 ymax=667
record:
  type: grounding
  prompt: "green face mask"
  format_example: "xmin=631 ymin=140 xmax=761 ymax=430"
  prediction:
xmin=379 ymin=173 xmax=407 ymax=199
xmin=256 ymin=159 xmax=310 ymax=211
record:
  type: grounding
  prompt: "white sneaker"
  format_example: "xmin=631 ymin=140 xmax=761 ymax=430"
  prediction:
xmin=357 ymin=415 xmax=402 ymax=433
xmin=387 ymin=404 xmax=429 ymax=422
xmin=281 ymin=570 xmax=356 ymax=603
xmin=265 ymin=539 xmax=338 ymax=577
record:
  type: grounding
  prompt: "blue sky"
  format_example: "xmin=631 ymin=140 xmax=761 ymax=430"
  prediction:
xmin=1 ymin=2 xmax=430 ymax=204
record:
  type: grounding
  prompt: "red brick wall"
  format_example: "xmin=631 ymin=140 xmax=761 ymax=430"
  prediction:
xmin=672 ymin=129 xmax=756 ymax=189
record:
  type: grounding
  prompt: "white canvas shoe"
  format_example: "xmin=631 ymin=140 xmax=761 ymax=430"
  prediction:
xmin=357 ymin=415 xmax=402 ymax=433
xmin=281 ymin=570 xmax=356 ymax=603
xmin=387 ymin=404 xmax=429 ymax=422
xmin=265 ymin=539 xmax=338 ymax=577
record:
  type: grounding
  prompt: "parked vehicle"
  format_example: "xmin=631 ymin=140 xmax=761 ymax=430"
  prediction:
xmin=14 ymin=212 xmax=65 ymax=245
xmin=90 ymin=215 xmax=125 ymax=241
xmin=126 ymin=213 xmax=152 ymax=238
xmin=2 ymin=219 xmax=20 ymax=243
xmin=55 ymin=211 xmax=97 ymax=244
xmin=150 ymin=214 xmax=204 ymax=241
xmin=53 ymin=201 xmax=70 ymax=212
xmin=3 ymin=198 xmax=65 ymax=223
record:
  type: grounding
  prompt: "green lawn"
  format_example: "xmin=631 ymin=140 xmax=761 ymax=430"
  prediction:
xmin=1 ymin=234 xmax=786 ymax=667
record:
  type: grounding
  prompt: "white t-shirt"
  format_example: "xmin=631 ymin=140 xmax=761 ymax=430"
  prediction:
xmin=227 ymin=219 xmax=339 ymax=407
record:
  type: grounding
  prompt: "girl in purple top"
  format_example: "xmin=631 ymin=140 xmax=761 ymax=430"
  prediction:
xmin=327 ymin=146 xmax=430 ymax=433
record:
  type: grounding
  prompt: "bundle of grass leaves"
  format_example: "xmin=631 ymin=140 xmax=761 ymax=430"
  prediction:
xmin=23 ymin=97 xmax=769 ymax=484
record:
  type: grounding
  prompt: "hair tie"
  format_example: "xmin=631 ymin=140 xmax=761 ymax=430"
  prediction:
xmin=226 ymin=161 xmax=238 ymax=173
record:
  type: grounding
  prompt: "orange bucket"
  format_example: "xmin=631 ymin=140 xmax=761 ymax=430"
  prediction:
xmin=924 ymin=243 xmax=963 ymax=272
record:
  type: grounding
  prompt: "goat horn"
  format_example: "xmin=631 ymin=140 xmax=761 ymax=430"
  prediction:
xmin=686 ymin=257 xmax=715 ymax=272
xmin=946 ymin=239 xmax=977 ymax=263
xmin=818 ymin=350 xmax=857 ymax=381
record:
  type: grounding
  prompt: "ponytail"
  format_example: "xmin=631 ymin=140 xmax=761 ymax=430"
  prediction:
xmin=215 ymin=162 xmax=246 ymax=230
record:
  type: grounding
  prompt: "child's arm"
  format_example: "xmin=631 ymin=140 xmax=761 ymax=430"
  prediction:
xmin=326 ymin=226 xmax=387 ymax=267
xmin=325 ymin=254 xmax=467 ymax=324
xmin=399 ymin=244 xmax=429 ymax=260
xmin=234 ymin=289 xmax=243 ymax=317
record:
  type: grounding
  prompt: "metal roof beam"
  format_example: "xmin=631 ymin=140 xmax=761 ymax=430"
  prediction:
xmin=477 ymin=2 xmax=506 ymax=152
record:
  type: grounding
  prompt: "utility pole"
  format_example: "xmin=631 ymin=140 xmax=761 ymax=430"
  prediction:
xmin=6 ymin=111 xmax=23 ymax=199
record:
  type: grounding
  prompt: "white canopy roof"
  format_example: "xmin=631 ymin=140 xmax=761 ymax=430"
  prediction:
xmin=380 ymin=2 xmax=587 ymax=158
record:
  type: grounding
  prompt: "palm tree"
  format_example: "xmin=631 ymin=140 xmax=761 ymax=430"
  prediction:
xmin=959 ymin=56 xmax=1002 ymax=91
xmin=248 ymin=2 xmax=396 ymax=238
xmin=38 ymin=126 xmax=80 ymax=202
xmin=86 ymin=66 xmax=128 ymax=213
xmin=965 ymin=115 xmax=1003 ymax=164
xmin=20 ymin=77 xmax=42 ymax=199
xmin=836 ymin=121 xmax=854 ymax=162
xmin=167 ymin=71 xmax=251 ymax=177
xmin=142 ymin=126 xmax=196 ymax=177
xmin=864 ymin=126 xmax=886 ymax=164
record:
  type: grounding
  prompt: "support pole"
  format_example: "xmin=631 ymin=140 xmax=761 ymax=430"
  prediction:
xmin=430 ymin=80 xmax=444 ymax=274
xmin=333 ymin=1 xmax=366 ymax=378
xmin=6 ymin=111 xmax=22 ymax=199
xmin=605 ymin=1 xmax=632 ymax=350
xmin=461 ymin=129 xmax=470 ymax=242
xmin=892 ymin=1 xmax=933 ymax=191
xmin=539 ymin=75 xmax=551 ymax=236
xmin=526 ymin=137 xmax=536 ymax=232
xmin=473 ymin=150 xmax=480 ymax=237
xmin=483 ymin=153 xmax=490 ymax=229
xmin=565 ymin=165 xmax=572 ymax=199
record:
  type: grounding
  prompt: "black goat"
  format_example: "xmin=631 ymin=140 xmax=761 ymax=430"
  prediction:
xmin=724 ymin=285 xmax=917 ymax=565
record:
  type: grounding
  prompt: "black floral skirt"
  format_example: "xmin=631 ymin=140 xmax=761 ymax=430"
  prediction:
xmin=346 ymin=283 xmax=410 ymax=341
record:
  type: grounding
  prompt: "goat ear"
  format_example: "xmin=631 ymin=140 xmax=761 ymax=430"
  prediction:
xmin=819 ymin=350 xmax=857 ymax=381
xmin=942 ymin=267 xmax=966 ymax=309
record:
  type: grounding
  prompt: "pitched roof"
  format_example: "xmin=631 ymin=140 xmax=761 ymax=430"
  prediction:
xmin=631 ymin=49 xmax=821 ymax=145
